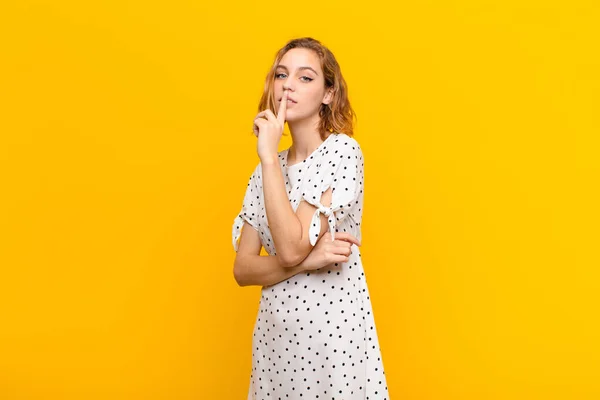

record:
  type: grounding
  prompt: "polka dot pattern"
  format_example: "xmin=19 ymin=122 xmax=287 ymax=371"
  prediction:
xmin=233 ymin=133 xmax=389 ymax=399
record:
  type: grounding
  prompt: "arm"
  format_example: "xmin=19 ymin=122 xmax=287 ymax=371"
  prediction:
xmin=233 ymin=221 xmax=307 ymax=287
xmin=260 ymin=157 xmax=331 ymax=268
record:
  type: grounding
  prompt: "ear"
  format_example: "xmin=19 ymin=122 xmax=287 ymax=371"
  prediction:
xmin=322 ymin=87 xmax=334 ymax=106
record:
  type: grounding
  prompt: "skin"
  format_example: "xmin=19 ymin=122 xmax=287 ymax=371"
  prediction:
xmin=234 ymin=227 xmax=359 ymax=287
xmin=234 ymin=48 xmax=362 ymax=287
xmin=250 ymin=48 xmax=360 ymax=268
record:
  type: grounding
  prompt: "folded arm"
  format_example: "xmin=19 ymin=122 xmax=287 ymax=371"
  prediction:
xmin=233 ymin=221 xmax=309 ymax=286
xmin=261 ymin=157 xmax=332 ymax=268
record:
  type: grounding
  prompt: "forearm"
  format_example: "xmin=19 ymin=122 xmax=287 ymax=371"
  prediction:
xmin=234 ymin=253 xmax=306 ymax=287
xmin=261 ymin=157 xmax=303 ymax=265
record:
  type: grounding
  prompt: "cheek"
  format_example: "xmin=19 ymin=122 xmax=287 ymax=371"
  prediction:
xmin=309 ymin=91 xmax=325 ymax=105
xmin=296 ymin=90 xmax=320 ymax=105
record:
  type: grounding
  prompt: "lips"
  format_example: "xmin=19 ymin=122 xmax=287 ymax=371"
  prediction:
xmin=279 ymin=97 xmax=297 ymax=103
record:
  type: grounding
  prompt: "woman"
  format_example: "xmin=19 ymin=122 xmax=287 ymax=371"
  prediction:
xmin=232 ymin=37 xmax=389 ymax=399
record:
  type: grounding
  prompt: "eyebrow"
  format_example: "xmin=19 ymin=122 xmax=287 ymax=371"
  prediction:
xmin=276 ymin=64 xmax=319 ymax=76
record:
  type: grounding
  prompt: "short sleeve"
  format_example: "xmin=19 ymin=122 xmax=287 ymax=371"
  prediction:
xmin=232 ymin=164 xmax=261 ymax=252
xmin=306 ymin=139 xmax=364 ymax=246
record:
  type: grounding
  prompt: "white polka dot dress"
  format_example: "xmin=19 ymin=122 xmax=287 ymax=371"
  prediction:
xmin=232 ymin=132 xmax=389 ymax=399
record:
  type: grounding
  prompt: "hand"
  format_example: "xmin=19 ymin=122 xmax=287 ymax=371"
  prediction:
xmin=253 ymin=90 xmax=288 ymax=161
xmin=298 ymin=232 xmax=361 ymax=272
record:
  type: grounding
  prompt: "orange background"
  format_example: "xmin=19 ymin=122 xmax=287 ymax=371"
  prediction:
xmin=1 ymin=0 xmax=598 ymax=398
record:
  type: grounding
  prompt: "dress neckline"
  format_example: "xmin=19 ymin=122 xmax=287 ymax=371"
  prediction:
xmin=285 ymin=133 xmax=336 ymax=169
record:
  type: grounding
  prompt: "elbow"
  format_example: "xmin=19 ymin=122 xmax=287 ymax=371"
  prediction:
xmin=233 ymin=260 xmax=248 ymax=287
xmin=277 ymin=250 xmax=301 ymax=269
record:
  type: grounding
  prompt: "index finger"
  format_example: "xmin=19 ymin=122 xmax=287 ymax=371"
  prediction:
xmin=333 ymin=232 xmax=361 ymax=246
xmin=277 ymin=90 xmax=288 ymax=125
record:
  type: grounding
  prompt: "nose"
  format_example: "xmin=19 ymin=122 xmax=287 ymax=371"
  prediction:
xmin=283 ymin=76 xmax=295 ymax=92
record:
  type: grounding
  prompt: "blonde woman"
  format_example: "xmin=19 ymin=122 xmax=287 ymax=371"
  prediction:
xmin=233 ymin=37 xmax=389 ymax=399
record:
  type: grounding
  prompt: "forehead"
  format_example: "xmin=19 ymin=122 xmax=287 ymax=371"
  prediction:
xmin=278 ymin=48 xmax=322 ymax=73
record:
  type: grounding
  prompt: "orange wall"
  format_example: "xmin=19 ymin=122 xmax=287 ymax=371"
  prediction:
xmin=1 ymin=1 xmax=598 ymax=399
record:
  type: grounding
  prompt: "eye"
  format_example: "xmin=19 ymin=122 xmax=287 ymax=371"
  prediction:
xmin=275 ymin=73 xmax=313 ymax=82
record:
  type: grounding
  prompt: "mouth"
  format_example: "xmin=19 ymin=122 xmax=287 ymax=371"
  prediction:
xmin=278 ymin=97 xmax=297 ymax=103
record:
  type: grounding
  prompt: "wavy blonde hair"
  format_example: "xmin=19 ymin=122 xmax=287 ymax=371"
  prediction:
xmin=257 ymin=37 xmax=356 ymax=140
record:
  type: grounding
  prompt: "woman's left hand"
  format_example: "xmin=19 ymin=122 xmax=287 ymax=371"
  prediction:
xmin=253 ymin=90 xmax=288 ymax=161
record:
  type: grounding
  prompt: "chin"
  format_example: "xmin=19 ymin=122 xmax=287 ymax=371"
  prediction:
xmin=283 ymin=110 xmax=295 ymax=119
xmin=284 ymin=113 xmax=300 ymax=123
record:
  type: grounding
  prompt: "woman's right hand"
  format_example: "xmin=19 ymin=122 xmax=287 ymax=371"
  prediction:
xmin=298 ymin=232 xmax=361 ymax=272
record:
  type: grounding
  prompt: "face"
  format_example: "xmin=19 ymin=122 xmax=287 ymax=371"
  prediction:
xmin=273 ymin=48 xmax=333 ymax=122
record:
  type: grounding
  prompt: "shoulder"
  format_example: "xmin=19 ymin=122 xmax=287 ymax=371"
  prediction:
xmin=244 ymin=161 xmax=262 ymax=187
xmin=331 ymin=133 xmax=362 ymax=152
xmin=334 ymin=132 xmax=359 ymax=144
xmin=328 ymin=133 xmax=363 ymax=166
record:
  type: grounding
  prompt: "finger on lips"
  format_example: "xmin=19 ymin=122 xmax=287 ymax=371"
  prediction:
xmin=278 ymin=90 xmax=287 ymax=122
xmin=253 ymin=90 xmax=288 ymax=134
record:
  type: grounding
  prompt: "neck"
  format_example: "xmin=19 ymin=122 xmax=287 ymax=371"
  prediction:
xmin=287 ymin=115 xmax=326 ymax=162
